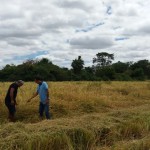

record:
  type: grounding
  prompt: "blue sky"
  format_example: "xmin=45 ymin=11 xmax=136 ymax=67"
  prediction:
xmin=0 ymin=0 xmax=150 ymax=68
xmin=13 ymin=51 xmax=48 ymax=61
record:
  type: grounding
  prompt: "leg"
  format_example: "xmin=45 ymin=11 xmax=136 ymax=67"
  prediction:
xmin=5 ymin=101 xmax=10 ymax=120
xmin=39 ymin=102 xmax=44 ymax=119
xmin=44 ymin=104 xmax=50 ymax=119
xmin=7 ymin=104 xmax=16 ymax=122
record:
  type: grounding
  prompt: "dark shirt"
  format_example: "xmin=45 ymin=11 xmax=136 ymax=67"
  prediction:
xmin=5 ymin=83 xmax=18 ymax=103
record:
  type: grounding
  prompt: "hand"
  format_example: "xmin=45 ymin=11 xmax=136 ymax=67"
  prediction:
xmin=10 ymin=100 xmax=15 ymax=105
xmin=15 ymin=101 xmax=18 ymax=105
xmin=45 ymin=99 xmax=49 ymax=104
xmin=27 ymin=99 xmax=31 ymax=103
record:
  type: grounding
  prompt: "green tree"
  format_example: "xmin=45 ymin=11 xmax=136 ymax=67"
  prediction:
xmin=93 ymin=52 xmax=114 ymax=80
xmin=71 ymin=56 xmax=84 ymax=74
xmin=130 ymin=60 xmax=150 ymax=79
xmin=96 ymin=66 xmax=115 ymax=80
xmin=0 ymin=64 xmax=16 ymax=81
xmin=93 ymin=52 xmax=114 ymax=68
xmin=112 ymin=61 xmax=130 ymax=73
xmin=131 ymin=68 xmax=145 ymax=80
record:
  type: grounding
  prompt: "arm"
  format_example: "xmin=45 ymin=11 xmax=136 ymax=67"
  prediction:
xmin=27 ymin=92 xmax=38 ymax=102
xmin=10 ymin=88 xmax=15 ymax=105
xmin=45 ymin=89 xmax=49 ymax=104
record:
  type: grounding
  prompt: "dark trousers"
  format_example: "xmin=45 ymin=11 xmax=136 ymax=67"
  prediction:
xmin=5 ymin=100 xmax=16 ymax=122
xmin=5 ymin=101 xmax=16 ymax=116
xmin=39 ymin=102 xmax=50 ymax=119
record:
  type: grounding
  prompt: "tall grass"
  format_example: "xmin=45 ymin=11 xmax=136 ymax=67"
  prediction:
xmin=0 ymin=81 xmax=150 ymax=149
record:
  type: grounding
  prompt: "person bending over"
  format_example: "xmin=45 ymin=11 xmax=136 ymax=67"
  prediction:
xmin=5 ymin=80 xmax=24 ymax=122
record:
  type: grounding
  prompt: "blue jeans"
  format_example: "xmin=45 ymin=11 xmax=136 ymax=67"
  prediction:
xmin=39 ymin=102 xmax=50 ymax=119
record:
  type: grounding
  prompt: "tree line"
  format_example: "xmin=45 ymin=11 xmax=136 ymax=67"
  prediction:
xmin=0 ymin=52 xmax=150 ymax=81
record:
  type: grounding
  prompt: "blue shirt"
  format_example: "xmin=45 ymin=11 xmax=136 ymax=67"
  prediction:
xmin=37 ymin=82 xmax=48 ymax=103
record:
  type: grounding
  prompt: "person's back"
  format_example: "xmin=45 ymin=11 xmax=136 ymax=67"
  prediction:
xmin=5 ymin=82 xmax=18 ymax=103
xmin=37 ymin=81 xmax=49 ymax=104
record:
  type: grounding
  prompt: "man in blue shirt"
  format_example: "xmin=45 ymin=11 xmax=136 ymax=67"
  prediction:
xmin=27 ymin=76 xmax=50 ymax=119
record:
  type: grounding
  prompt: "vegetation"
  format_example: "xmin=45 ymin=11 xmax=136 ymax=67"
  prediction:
xmin=0 ymin=81 xmax=150 ymax=149
xmin=0 ymin=52 xmax=149 ymax=81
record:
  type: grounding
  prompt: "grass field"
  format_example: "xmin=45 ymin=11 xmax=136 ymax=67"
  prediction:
xmin=0 ymin=81 xmax=150 ymax=150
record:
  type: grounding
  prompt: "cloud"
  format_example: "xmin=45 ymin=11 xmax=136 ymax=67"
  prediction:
xmin=0 ymin=0 xmax=149 ymax=68
xmin=6 ymin=38 xmax=37 ymax=46
xmin=70 ymin=36 xmax=114 ymax=49
xmin=138 ymin=23 xmax=150 ymax=34
xmin=55 ymin=0 xmax=91 ymax=11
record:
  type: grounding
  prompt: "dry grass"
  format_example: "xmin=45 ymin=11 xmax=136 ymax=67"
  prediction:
xmin=0 ymin=81 xmax=150 ymax=149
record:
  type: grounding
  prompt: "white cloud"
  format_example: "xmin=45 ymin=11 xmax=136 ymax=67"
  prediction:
xmin=70 ymin=36 xmax=114 ymax=49
xmin=0 ymin=0 xmax=149 ymax=68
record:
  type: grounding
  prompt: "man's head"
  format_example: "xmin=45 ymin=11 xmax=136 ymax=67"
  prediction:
xmin=35 ymin=76 xmax=43 ymax=84
xmin=17 ymin=80 xmax=24 ymax=87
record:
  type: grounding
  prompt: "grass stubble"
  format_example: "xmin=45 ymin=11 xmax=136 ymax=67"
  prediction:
xmin=0 ymin=81 xmax=150 ymax=150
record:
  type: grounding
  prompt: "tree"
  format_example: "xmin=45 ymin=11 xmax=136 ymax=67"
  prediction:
xmin=0 ymin=64 xmax=16 ymax=81
xmin=93 ymin=52 xmax=114 ymax=68
xmin=96 ymin=66 xmax=115 ymax=80
xmin=71 ymin=56 xmax=84 ymax=74
xmin=112 ymin=61 xmax=129 ymax=73
xmin=130 ymin=60 xmax=150 ymax=79
xmin=131 ymin=68 xmax=145 ymax=80
xmin=37 ymin=58 xmax=52 ymax=65
xmin=93 ymin=52 xmax=114 ymax=80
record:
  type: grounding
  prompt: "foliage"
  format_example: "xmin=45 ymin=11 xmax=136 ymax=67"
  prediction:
xmin=71 ymin=56 xmax=84 ymax=74
xmin=93 ymin=52 xmax=114 ymax=67
xmin=0 ymin=53 xmax=149 ymax=81
xmin=112 ymin=61 xmax=130 ymax=73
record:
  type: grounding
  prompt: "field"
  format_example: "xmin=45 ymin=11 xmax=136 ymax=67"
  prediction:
xmin=0 ymin=81 xmax=150 ymax=150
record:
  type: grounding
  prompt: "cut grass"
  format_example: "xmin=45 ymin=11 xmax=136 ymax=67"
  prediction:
xmin=0 ymin=81 xmax=150 ymax=149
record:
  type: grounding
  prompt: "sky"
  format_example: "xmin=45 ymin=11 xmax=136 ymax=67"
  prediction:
xmin=0 ymin=0 xmax=150 ymax=68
